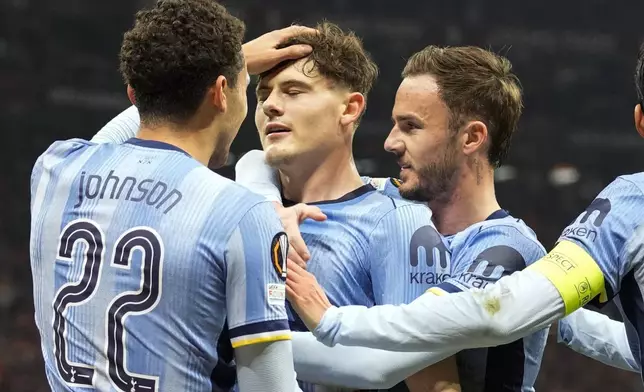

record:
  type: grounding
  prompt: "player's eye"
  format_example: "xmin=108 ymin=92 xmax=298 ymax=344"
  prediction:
xmin=286 ymin=90 xmax=302 ymax=97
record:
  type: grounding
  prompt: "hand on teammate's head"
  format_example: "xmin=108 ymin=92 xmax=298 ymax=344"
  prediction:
xmin=243 ymin=25 xmax=317 ymax=75
xmin=275 ymin=203 xmax=326 ymax=268
xmin=285 ymin=259 xmax=332 ymax=331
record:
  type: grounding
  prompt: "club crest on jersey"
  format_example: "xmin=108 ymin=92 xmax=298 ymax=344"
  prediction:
xmin=271 ymin=232 xmax=289 ymax=281
xmin=390 ymin=178 xmax=402 ymax=188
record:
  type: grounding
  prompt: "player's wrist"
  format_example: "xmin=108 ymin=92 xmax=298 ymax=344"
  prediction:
xmin=312 ymin=305 xmax=340 ymax=347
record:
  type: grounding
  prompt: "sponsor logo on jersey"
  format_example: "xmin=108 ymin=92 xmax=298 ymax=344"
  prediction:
xmin=409 ymin=225 xmax=451 ymax=284
xmin=270 ymin=232 xmax=289 ymax=281
xmin=560 ymin=197 xmax=611 ymax=243
xmin=390 ymin=178 xmax=402 ymax=188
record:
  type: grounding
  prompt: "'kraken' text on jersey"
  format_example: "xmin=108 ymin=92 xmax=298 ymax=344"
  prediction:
xmin=557 ymin=174 xmax=644 ymax=381
xmin=30 ymin=138 xmax=290 ymax=392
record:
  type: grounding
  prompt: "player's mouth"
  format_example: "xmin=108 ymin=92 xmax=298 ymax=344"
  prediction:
xmin=398 ymin=162 xmax=413 ymax=176
xmin=265 ymin=123 xmax=292 ymax=141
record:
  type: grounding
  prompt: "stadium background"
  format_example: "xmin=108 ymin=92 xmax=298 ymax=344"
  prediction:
xmin=2 ymin=0 xmax=643 ymax=390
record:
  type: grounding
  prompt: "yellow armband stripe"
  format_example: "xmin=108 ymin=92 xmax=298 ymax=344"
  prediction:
xmin=527 ymin=240 xmax=606 ymax=315
xmin=426 ymin=287 xmax=447 ymax=296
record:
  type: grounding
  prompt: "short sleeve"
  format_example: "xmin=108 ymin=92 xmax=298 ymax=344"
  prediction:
xmin=224 ymin=201 xmax=291 ymax=348
xmin=557 ymin=177 xmax=644 ymax=297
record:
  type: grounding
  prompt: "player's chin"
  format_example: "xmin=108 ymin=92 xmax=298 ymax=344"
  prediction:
xmin=264 ymin=146 xmax=295 ymax=167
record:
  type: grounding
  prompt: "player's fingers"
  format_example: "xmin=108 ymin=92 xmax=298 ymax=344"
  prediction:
xmin=288 ymin=251 xmax=306 ymax=269
xmin=271 ymin=44 xmax=313 ymax=63
xmin=295 ymin=204 xmax=327 ymax=223
xmin=285 ymin=284 xmax=298 ymax=302
xmin=288 ymin=232 xmax=311 ymax=262
xmin=279 ymin=25 xmax=317 ymax=39
xmin=286 ymin=259 xmax=306 ymax=281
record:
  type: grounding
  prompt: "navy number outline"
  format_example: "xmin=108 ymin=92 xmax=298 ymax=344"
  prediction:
xmin=52 ymin=220 xmax=164 ymax=391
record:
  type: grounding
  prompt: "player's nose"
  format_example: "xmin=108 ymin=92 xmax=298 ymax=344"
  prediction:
xmin=261 ymin=93 xmax=284 ymax=118
xmin=384 ymin=131 xmax=404 ymax=154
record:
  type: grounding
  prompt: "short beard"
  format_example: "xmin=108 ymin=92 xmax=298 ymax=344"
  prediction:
xmin=399 ymin=144 xmax=460 ymax=203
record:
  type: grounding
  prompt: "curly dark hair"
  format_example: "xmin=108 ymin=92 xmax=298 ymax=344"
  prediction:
xmin=403 ymin=46 xmax=523 ymax=168
xmin=120 ymin=0 xmax=245 ymax=125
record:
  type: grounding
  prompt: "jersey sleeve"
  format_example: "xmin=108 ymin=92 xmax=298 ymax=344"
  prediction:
xmin=555 ymin=177 xmax=644 ymax=299
xmin=224 ymin=201 xmax=291 ymax=348
xmin=368 ymin=203 xmax=449 ymax=305
xmin=432 ymin=225 xmax=546 ymax=295
xmin=234 ymin=150 xmax=282 ymax=203
xmin=91 ymin=105 xmax=140 ymax=144
xmin=557 ymin=308 xmax=639 ymax=372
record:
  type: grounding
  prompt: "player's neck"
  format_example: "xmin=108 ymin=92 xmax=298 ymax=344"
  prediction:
xmin=278 ymin=149 xmax=363 ymax=204
xmin=430 ymin=163 xmax=500 ymax=236
xmin=136 ymin=125 xmax=214 ymax=166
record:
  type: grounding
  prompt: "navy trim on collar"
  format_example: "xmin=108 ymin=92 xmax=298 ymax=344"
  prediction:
xmin=125 ymin=138 xmax=191 ymax=156
xmin=486 ymin=209 xmax=510 ymax=221
xmin=283 ymin=184 xmax=376 ymax=207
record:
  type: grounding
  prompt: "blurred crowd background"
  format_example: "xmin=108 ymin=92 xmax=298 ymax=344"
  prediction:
xmin=2 ymin=0 xmax=644 ymax=390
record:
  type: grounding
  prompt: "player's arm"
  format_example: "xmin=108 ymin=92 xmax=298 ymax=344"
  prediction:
xmin=367 ymin=203 xmax=459 ymax=391
xmin=235 ymin=149 xmax=282 ymax=202
xmin=292 ymin=331 xmax=459 ymax=389
xmin=290 ymin=179 xmax=642 ymax=352
xmin=91 ymin=105 xmax=140 ymax=143
xmin=225 ymin=201 xmax=300 ymax=391
xmin=557 ymin=308 xmax=639 ymax=372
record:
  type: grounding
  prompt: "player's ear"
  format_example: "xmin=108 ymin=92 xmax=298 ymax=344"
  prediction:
xmin=461 ymin=120 xmax=488 ymax=157
xmin=211 ymin=75 xmax=228 ymax=112
xmin=339 ymin=92 xmax=365 ymax=129
xmin=635 ymin=103 xmax=644 ymax=138
xmin=126 ymin=85 xmax=136 ymax=106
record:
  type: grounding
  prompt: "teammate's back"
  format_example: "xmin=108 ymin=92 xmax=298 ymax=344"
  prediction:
xmin=30 ymin=138 xmax=291 ymax=391
xmin=27 ymin=0 xmax=318 ymax=390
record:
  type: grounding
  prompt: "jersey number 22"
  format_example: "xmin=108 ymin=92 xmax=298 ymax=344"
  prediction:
xmin=53 ymin=219 xmax=163 ymax=392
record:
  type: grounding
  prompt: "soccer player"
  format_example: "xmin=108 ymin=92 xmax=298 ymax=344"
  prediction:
xmin=238 ymin=46 xmax=549 ymax=391
xmin=285 ymin=42 xmax=644 ymax=385
xmin=83 ymin=21 xmax=451 ymax=392
xmin=243 ymin=22 xmax=456 ymax=392
xmin=29 ymin=1 xmax=314 ymax=391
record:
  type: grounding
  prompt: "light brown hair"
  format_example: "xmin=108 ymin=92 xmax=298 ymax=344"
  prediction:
xmin=403 ymin=46 xmax=523 ymax=167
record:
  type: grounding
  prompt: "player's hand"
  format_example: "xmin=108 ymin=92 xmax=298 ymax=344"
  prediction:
xmin=286 ymin=259 xmax=332 ymax=330
xmin=275 ymin=202 xmax=327 ymax=268
xmin=243 ymin=25 xmax=316 ymax=75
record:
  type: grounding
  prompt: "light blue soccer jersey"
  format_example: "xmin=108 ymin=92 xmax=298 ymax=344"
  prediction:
xmin=364 ymin=177 xmax=548 ymax=392
xmin=283 ymin=184 xmax=449 ymax=391
xmin=557 ymin=174 xmax=644 ymax=378
xmin=30 ymin=138 xmax=291 ymax=392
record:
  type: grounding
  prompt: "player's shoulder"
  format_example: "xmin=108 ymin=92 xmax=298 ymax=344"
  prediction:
xmin=36 ymin=138 xmax=95 ymax=162
xmin=452 ymin=212 xmax=546 ymax=260
xmin=361 ymin=176 xmax=408 ymax=200
xmin=599 ymin=173 xmax=644 ymax=201
xmin=359 ymin=185 xmax=431 ymax=220
xmin=193 ymin=168 xmax=269 ymax=210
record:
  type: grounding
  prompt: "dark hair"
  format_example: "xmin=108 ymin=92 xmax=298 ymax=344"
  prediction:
xmin=635 ymin=42 xmax=644 ymax=108
xmin=119 ymin=0 xmax=245 ymax=125
xmin=403 ymin=46 xmax=523 ymax=168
